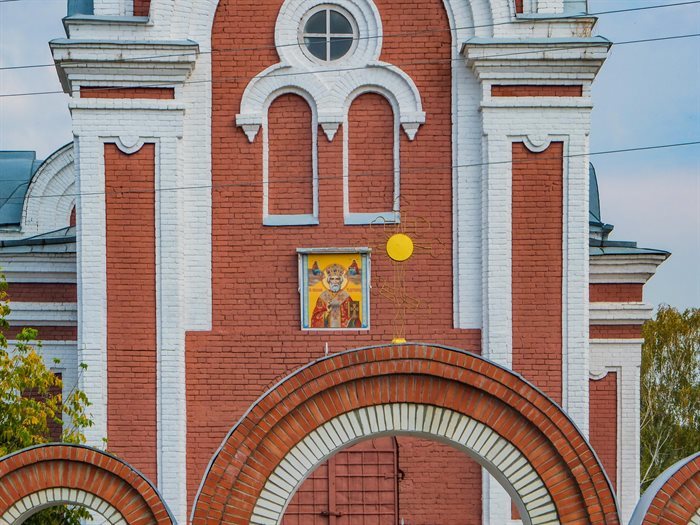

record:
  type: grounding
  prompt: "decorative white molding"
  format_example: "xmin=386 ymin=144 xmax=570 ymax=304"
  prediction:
xmin=115 ymin=135 xmax=147 ymax=154
xmin=20 ymin=143 xmax=75 ymax=239
xmin=251 ymin=403 xmax=556 ymax=525
xmin=6 ymin=302 xmax=77 ymax=326
xmin=236 ymin=0 xmax=425 ymax=143
xmin=0 ymin=253 xmax=76 ymax=283
xmin=50 ymin=39 xmax=199 ymax=95
xmin=522 ymin=133 xmax=551 ymax=152
xmin=589 ymin=253 xmax=669 ymax=284
xmin=0 ymin=488 xmax=126 ymax=525
xmin=589 ymin=302 xmax=654 ymax=325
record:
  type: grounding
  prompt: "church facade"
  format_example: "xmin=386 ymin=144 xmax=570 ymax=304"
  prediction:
xmin=2 ymin=0 xmax=696 ymax=524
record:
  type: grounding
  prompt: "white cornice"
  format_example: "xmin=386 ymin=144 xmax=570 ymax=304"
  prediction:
xmin=7 ymin=302 xmax=77 ymax=326
xmin=50 ymin=39 xmax=199 ymax=95
xmin=462 ymin=37 xmax=610 ymax=85
xmin=589 ymin=302 xmax=654 ymax=326
xmin=589 ymin=252 xmax=669 ymax=284
xmin=0 ymin=253 xmax=76 ymax=283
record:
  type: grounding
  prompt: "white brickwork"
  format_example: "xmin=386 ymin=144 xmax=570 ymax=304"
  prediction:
xmin=0 ymin=489 xmax=125 ymax=525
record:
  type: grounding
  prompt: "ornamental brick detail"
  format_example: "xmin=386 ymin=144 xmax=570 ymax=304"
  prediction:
xmin=0 ymin=444 xmax=173 ymax=524
xmin=192 ymin=344 xmax=619 ymax=524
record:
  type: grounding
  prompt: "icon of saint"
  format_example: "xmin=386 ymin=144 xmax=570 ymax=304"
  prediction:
xmin=310 ymin=263 xmax=361 ymax=328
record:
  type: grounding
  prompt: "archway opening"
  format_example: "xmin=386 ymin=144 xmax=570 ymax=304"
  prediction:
xmin=192 ymin=344 xmax=619 ymax=525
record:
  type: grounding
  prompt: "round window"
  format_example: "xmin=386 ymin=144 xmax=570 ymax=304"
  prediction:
xmin=301 ymin=6 xmax=357 ymax=63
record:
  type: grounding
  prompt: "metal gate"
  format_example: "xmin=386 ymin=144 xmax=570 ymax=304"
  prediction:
xmin=282 ymin=437 xmax=399 ymax=524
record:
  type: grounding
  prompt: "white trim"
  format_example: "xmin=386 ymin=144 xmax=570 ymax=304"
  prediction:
xmin=589 ymin=253 xmax=668 ymax=284
xmin=589 ymin=302 xmax=654 ymax=325
xmin=20 ymin=143 xmax=75 ymax=239
xmin=589 ymin=339 xmax=642 ymax=523
xmin=0 ymin=254 xmax=76 ymax=283
xmin=6 ymin=302 xmax=77 ymax=326
xmin=251 ymin=403 xmax=557 ymax=525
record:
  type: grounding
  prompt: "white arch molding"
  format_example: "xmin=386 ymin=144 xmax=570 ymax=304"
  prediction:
xmin=252 ymin=403 xmax=558 ymax=525
xmin=21 ymin=143 xmax=76 ymax=237
xmin=0 ymin=488 xmax=126 ymax=525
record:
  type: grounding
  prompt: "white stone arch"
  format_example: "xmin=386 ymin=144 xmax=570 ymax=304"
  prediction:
xmin=0 ymin=489 xmax=126 ymax=525
xmin=21 ymin=143 xmax=75 ymax=237
xmin=251 ymin=403 xmax=557 ymax=525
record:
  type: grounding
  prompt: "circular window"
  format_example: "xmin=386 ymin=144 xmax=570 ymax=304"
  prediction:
xmin=301 ymin=6 xmax=357 ymax=63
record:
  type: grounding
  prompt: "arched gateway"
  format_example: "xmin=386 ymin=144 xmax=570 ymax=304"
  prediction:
xmin=193 ymin=344 xmax=619 ymax=524
xmin=0 ymin=444 xmax=173 ymax=525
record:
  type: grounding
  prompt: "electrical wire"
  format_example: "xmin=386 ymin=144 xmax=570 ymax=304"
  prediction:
xmin=3 ymin=140 xmax=698 ymax=203
xmin=1 ymin=0 xmax=699 ymax=71
xmin=1 ymin=32 xmax=698 ymax=98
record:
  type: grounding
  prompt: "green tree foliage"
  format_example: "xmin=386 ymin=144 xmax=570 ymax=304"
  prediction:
xmin=640 ymin=305 xmax=700 ymax=491
xmin=0 ymin=276 xmax=93 ymax=524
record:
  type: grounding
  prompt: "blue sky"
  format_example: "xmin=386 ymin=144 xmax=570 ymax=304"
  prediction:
xmin=1 ymin=0 xmax=698 ymax=309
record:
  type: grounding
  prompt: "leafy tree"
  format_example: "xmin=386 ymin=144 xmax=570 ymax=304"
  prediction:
xmin=640 ymin=305 xmax=700 ymax=491
xmin=0 ymin=276 xmax=93 ymax=524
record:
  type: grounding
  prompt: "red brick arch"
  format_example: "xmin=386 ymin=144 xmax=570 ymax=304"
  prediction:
xmin=192 ymin=344 xmax=619 ymax=524
xmin=0 ymin=444 xmax=173 ymax=524
xmin=630 ymin=452 xmax=700 ymax=525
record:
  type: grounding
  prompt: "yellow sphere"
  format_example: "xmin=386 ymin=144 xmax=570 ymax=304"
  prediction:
xmin=386 ymin=233 xmax=414 ymax=262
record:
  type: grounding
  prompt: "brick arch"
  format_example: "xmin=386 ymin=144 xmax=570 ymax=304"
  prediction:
xmin=0 ymin=444 xmax=174 ymax=525
xmin=192 ymin=344 xmax=619 ymax=524
xmin=629 ymin=452 xmax=700 ymax=525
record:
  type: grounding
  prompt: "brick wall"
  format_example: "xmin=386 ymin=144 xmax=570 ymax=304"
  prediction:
xmin=397 ymin=437 xmax=482 ymax=524
xmin=512 ymin=142 xmax=563 ymax=402
xmin=105 ymin=143 xmax=157 ymax=483
xmin=589 ymin=373 xmax=618 ymax=491
xmin=133 ymin=0 xmax=150 ymax=17
xmin=348 ymin=93 xmax=395 ymax=213
xmin=590 ymin=325 xmax=642 ymax=339
xmin=491 ymin=85 xmax=583 ymax=97
xmin=268 ymin=94 xmax=314 ymax=215
xmin=590 ymin=283 xmax=643 ymax=303
xmin=80 ymin=87 xmax=173 ymax=99
xmin=6 ymin=283 xmax=77 ymax=302
xmin=4 ymin=326 xmax=77 ymax=340
xmin=187 ymin=0 xmax=482 ymax=512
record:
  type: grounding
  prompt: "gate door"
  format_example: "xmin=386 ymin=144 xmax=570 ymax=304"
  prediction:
xmin=282 ymin=437 xmax=399 ymax=524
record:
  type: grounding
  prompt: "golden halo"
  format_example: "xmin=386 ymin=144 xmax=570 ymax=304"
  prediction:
xmin=386 ymin=233 xmax=414 ymax=262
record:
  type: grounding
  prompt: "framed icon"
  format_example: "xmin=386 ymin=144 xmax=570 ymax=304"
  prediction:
xmin=298 ymin=248 xmax=371 ymax=330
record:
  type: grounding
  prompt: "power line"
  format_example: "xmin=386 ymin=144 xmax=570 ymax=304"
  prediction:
xmin=4 ymin=140 xmax=699 ymax=203
xmin=1 ymin=32 xmax=698 ymax=99
xmin=1 ymin=0 xmax=699 ymax=71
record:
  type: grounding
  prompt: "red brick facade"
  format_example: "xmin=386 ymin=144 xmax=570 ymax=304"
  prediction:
xmin=80 ymin=87 xmax=174 ymax=99
xmin=184 ymin=0 xmax=482 ymax=514
xmin=512 ymin=142 xmax=563 ymax=402
xmin=348 ymin=93 xmax=395 ymax=213
xmin=589 ymin=373 xmax=618 ymax=491
xmin=491 ymin=85 xmax=583 ymax=97
xmin=6 ymin=283 xmax=76 ymax=303
xmin=105 ymin=143 xmax=158 ymax=483
xmin=268 ymin=94 xmax=314 ymax=215
xmin=590 ymin=283 xmax=643 ymax=303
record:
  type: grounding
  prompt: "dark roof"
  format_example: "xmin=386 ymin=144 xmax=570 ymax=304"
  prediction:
xmin=0 ymin=151 xmax=43 ymax=227
xmin=589 ymin=163 xmax=613 ymax=236
xmin=0 ymin=226 xmax=76 ymax=249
